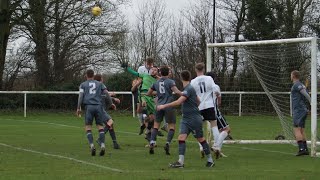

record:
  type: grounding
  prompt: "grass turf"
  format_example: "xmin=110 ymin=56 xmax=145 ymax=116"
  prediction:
xmin=0 ymin=112 xmax=319 ymax=180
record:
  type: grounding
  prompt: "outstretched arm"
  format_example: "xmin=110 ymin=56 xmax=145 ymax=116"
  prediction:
xmin=127 ymin=67 xmax=140 ymax=77
xmin=157 ymin=96 xmax=187 ymax=111
xmin=171 ymin=86 xmax=182 ymax=96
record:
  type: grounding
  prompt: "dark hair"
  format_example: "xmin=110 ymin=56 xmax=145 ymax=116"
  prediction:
xmin=86 ymin=69 xmax=94 ymax=78
xmin=205 ymin=71 xmax=215 ymax=80
xmin=94 ymin=74 xmax=102 ymax=81
xmin=195 ymin=62 xmax=205 ymax=72
xmin=180 ymin=70 xmax=191 ymax=81
xmin=160 ymin=66 xmax=169 ymax=76
xmin=291 ymin=70 xmax=300 ymax=79
xmin=145 ymin=57 xmax=154 ymax=64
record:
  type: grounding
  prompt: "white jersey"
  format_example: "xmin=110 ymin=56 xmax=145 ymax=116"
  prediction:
xmin=137 ymin=65 xmax=151 ymax=75
xmin=190 ymin=75 xmax=220 ymax=110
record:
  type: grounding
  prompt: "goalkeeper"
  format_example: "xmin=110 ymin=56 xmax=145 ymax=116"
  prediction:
xmin=121 ymin=62 xmax=158 ymax=142
xmin=290 ymin=70 xmax=311 ymax=156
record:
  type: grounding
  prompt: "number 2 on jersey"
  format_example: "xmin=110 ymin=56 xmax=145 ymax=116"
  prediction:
xmin=89 ymin=83 xmax=96 ymax=94
xmin=198 ymin=82 xmax=206 ymax=93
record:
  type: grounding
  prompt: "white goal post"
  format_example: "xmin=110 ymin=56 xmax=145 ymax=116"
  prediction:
xmin=206 ymin=37 xmax=319 ymax=157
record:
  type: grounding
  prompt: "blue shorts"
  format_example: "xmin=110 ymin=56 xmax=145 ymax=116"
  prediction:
xmin=155 ymin=108 xmax=176 ymax=124
xmin=98 ymin=110 xmax=112 ymax=124
xmin=84 ymin=105 xmax=104 ymax=126
xmin=293 ymin=111 xmax=308 ymax=128
xmin=179 ymin=118 xmax=203 ymax=138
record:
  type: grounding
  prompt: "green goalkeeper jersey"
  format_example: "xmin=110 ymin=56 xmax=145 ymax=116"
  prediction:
xmin=127 ymin=67 xmax=156 ymax=92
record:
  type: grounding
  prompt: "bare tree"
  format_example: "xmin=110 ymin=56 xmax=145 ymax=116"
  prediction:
xmin=0 ymin=0 xmax=22 ymax=90
xmin=130 ymin=0 xmax=168 ymax=66
xmin=183 ymin=1 xmax=213 ymax=64
xmin=216 ymin=0 xmax=247 ymax=89
xmin=9 ymin=0 xmax=127 ymax=88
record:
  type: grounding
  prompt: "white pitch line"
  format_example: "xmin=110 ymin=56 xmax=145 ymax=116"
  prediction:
xmin=2 ymin=118 xmax=316 ymax=157
xmin=0 ymin=142 xmax=124 ymax=173
xmin=224 ymin=145 xmax=296 ymax=156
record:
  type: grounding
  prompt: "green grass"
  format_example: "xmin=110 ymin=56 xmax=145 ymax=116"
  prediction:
xmin=0 ymin=112 xmax=319 ymax=180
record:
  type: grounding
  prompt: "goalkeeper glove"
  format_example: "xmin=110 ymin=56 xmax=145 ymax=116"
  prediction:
xmin=121 ymin=62 xmax=128 ymax=69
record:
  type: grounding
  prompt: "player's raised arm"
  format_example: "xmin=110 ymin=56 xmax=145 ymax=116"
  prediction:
xmin=121 ymin=62 xmax=141 ymax=77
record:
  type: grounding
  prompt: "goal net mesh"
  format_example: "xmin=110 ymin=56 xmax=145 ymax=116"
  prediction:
xmin=210 ymin=40 xmax=319 ymax=141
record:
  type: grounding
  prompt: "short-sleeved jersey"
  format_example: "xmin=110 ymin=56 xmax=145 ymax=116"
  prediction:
xmin=181 ymin=84 xmax=202 ymax=121
xmin=291 ymin=81 xmax=308 ymax=114
xmin=151 ymin=77 xmax=176 ymax=105
xmin=190 ymin=75 xmax=219 ymax=110
xmin=137 ymin=65 xmax=151 ymax=75
xmin=79 ymin=80 xmax=106 ymax=105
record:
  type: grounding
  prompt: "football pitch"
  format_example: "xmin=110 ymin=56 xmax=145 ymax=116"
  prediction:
xmin=0 ymin=112 xmax=319 ymax=180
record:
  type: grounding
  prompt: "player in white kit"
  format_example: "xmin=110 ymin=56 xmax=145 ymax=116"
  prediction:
xmin=190 ymin=63 xmax=220 ymax=156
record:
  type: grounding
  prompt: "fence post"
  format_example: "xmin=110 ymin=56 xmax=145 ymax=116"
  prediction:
xmin=24 ymin=93 xmax=27 ymax=118
xmin=239 ymin=93 xmax=242 ymax=116
xmin=132 ymin=92 xmax=135 ymax=117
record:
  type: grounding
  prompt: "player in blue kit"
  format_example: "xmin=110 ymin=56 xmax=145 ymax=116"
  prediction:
xmin=290 ymin=70 xmax=311 ymax=156
xmin=146 ymin=66 xmax=182 ymax=155
xmin=76 ymin=69 xmax=109 ymax=156
xmin=157 ymin=70 xmax=214 ymax=168
xmin=94 ymin=74 xmax=120 ymax=149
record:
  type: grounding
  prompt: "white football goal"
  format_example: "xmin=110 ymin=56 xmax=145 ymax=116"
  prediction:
xmin=206 ymin=37 xmax=319 ymax=157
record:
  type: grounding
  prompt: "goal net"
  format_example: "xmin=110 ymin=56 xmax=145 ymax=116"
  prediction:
xmin=206 ymin=37 xmax=319 ymax=157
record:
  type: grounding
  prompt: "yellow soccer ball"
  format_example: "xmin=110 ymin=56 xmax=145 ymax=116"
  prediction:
xmin=91 ymin=6 xmax=102 ymax=16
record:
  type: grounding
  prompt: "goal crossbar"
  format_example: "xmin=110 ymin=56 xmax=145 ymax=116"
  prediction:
xmin=206 ymin=37 xmax=318 ymax=157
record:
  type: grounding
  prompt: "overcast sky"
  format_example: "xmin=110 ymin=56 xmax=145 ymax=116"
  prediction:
xmin=121 ymin=0 xmax=188 ymax=24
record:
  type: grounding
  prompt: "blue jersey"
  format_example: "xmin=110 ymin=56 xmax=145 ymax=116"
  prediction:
xmin=79 ymin=80 xmax=106 ymax=105
xmin=151 ymin=77 xmax=176 ymax=105
xmin=291 ymin=81 xmax=308 ymax=115
xmin=181 ymin=84 xmax=202 ymax=121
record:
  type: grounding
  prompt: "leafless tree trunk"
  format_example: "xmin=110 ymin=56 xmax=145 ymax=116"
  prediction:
xmin=0 ymin=0 xmax=10 ymax=90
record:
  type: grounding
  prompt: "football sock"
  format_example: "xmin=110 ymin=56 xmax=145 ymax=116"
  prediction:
xmin=178 ymin=155 xmax=185 ymax=165
xmin=109 ymin=128 xmax=117 ymax=142
xmin=200 ymin=140 xmax=211 ymax=155
xmin=297 ymin=140 xmax=304 ymax=151
xmin=150 ymin=128 xmax=158 ymax=143
xmin=86 ymin=130 xmax=94 ymax=144
xmin=200 ymin=140 xmax=213 ymax=163
xmin=303 ymin=141 xmax=308 ymax=151
xmin=211 ymin=126 xmax=220 ymax=146
xmin=138 ymin=113 xmax=144 ymax=124
xmin=217 ymin=131 xmax=228 ymax=150
xmin=98 ymin=129 xmax=105 ymax=144
xmin=166 ymin=129 xmax=175 ymax=144
xmin=178 ymin=140 xmax=186 ymax=157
